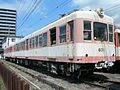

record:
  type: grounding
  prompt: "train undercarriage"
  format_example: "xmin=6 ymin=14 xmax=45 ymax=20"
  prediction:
xmin=95 ymin=60 xmax=120 ymax=73
xmin=5 ymin=57 xmax=95 ymax=79
xmin=112 ymin=60 xmax=120 ymax=73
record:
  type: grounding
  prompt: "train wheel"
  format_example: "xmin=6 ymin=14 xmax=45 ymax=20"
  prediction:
xmin=71 ymin=70 xmax=81 ymax=80
xmin=56 ymin=65 xmax=64 ymax=76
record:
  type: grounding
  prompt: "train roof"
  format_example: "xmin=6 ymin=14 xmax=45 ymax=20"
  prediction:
xmin=9 ymin=9 xmax=114 ymax=47
xmin=115 ymin=29 xmax=120 ymax=33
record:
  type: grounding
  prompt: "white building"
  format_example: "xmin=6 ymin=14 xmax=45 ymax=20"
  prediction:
xmin=0 ymin=8 xmax=16 ymax=53
xmin=2 ymin=36 xmax=23 ymax=49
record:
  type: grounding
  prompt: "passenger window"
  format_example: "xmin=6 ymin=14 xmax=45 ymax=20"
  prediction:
xmin=50 ymin=27 xmax=56 ymax=45
xmin=69 ymin=22 xmax=74 ymax=41
xmin=30 ymin=39 xmax=32 ymax=48
xmin=43 ymin=32 xmax=47 ymax=46
xmin=36 ymin=36 xmax=38 ymax=47
xmin=83 ymin=21 xmax=91 ymax=40
xmin=21 ymin=42 xmax=25 ymax=50
xmin=118 ymin=33 xmax=120 ymax=45
xmin=39 ymin=34 xmax=42 ymax=47
xmin=60 ymin=25 xmax=66 ymax=43
xmin=109 ymin=25 xmax=113 ymax=42
xmin=31 ymin=37 xmax=34 ymax=48
xmin=11 ymin=38 xmax=15 ymax=42
xmin=26 ymin=39 xmax=28 ymax=50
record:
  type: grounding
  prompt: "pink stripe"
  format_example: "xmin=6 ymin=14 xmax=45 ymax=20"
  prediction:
xmin=8 ymin=56 xmax=115 ymax=63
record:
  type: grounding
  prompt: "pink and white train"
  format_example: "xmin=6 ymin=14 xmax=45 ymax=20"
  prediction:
xmin=113 ymin=29 xmax=120 ymax=72
xmin=3 ymin=9 xmax=115 ymax=78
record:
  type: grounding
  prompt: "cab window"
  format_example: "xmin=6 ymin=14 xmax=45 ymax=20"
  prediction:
xmin=94 ymin=22 xmax=108 ymax=41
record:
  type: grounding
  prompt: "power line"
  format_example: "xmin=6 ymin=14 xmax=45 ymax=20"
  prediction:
xmin=105 ymin=3 xmax=120 ymax=12
xmin=18 ymin=0 xmax=43 ymax=30
xmin=19 ymin=0 xmax=38 ymax=23
xmin=17 ymin=0 xmax=25 ymax=15
xmin=28 ymin=0 xmax=72 ymax=29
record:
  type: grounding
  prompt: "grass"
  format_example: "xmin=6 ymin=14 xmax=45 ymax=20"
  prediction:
xmin=0 ymin=77 xmax=6 ymax=90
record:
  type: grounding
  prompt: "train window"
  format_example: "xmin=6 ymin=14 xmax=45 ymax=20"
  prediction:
xmin=26 ymin=39 xmax=28 ymax=50
xmin=31 ymin=37 xmax=34 ymax=48
xmin=43 ymin=32 xmax=47 ymax=46
xmin=69 ymin=22 xmax=74 ymax=41
xmin=22 ymin=42 xmax=25 ymax=50
xmin=11 ymin=38 xmax=15 ymax=42
xmin=30 ymin=39 xmax=32 ymax=48
xmin=50 ymin=27 xmax=56 ymax=45
xmin=83 ymin=21 xmax=91 ymax=40
xmin=60 ymin=25 xmax=66 ymax=43
xmin=109 ymin=25 xmax=113 ymax=42
xmin=118 ymin=34 xmax=120 ymax=45
xmin=39 ymin=34 xmax=42 ymax=47
xmin=94 ymin=22 xmax=108 ymax=41
xmin=36 ymin=36 xmax=38 ymax=48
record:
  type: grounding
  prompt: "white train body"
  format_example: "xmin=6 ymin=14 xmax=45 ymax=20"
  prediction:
xmin=4 ymin=10 xmax=115 ymax=71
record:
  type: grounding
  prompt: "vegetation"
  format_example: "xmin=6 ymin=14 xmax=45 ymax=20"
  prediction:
xmin=0 ymin=77 xmax=6 ymax=90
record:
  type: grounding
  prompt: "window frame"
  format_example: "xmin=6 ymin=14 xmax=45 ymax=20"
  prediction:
xmin=35 ymin=36 xmax=38 ymax=48
xmin=83 ymin=20 xmax=92 ymax=40
xmin=43 ymin=32 xmax=47 ymax=47
xmin=68 ymin=21 xmax=74 ymax=42
xmin=50 ymin=27 xmax=56 ymax=45
xmin=118 ymin=33 xmax=120 ymax=45
xmin=109 ymin=25 xmax=113 ymax=42
xmin=39 ymin=34 xmax=43 ymax=47
xmin=26 ymin=39 xmax=28 ymax=50
xmin=59 ymin=25 xmax=66 ymax=43
xmin=93 ymin=22 xmax=108 ymax=41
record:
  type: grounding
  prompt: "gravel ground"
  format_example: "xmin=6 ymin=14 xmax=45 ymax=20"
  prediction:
xmin=94 ymin=72 xmax=120 ymax=82
xmin=9 ymin=66 xmax=55 ymax=90
xmin=2 ymin=60 xmax=120 ymax=90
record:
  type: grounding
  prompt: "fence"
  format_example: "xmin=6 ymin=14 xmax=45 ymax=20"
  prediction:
xmin=0 ymin=62 xmax=30 ymax=90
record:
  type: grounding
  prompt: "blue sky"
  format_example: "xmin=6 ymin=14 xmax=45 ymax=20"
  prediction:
xmin=0 ymin=0 xmax=120 ymax=36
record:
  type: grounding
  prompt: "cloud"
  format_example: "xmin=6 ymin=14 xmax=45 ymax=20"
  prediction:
xmin=0 ymin=0 xmax=46 ymax=17
xmin=0 ymin=0 xmax=17 ymax=10
xmin=71 ymin=0 xmax=120 ymax=25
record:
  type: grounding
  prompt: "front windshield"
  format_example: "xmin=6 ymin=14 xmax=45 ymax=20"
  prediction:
xmin=94 ymin=22 xmax=108 ymax=41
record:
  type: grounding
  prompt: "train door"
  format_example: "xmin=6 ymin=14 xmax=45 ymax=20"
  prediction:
xmin=67 ymin=21 xmax=74 ymax=59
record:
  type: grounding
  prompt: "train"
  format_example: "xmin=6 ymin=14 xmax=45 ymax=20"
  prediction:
xmin=3 ymin=8 xmax=116 ymax=79
xmin=113 ymin=29 xmax=120 ymax=72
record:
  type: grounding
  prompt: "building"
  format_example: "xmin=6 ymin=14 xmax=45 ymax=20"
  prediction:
xmin=2 ymin=36 xmax=23 ymax=50
xmin=0 ymin=8 xmax=16 ymax=53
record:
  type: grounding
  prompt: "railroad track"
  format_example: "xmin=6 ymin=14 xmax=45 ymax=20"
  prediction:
xmin=2 ymin=60 xmax=120 ymax=90
xmin=2 ymin=60 xmax=66 ymax=90
xmin=82 ymin=75 xmax=120 ymax=90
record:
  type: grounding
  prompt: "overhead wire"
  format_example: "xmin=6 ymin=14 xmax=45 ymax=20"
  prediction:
xmin=17 ymin=0 xmax=72 ymax=32
xmin=28 ymin=0 xmax=72 ymax=29
xmin=18 ymin=0 xmax=120 ymax=33
xmin=18 ymin=0 xmax=34 ymax=24
xmin=18 ymin=0 xmax=43 ymax=30
xmin=19 ymin=0 xmax=38 ymax=23
xmin=104 ymin=0 xmax=120 ymax=12
xmin=17 ymin=0 xmax=25 ymax=15
xmin=105 ymin=4 xmax=120 ymax=12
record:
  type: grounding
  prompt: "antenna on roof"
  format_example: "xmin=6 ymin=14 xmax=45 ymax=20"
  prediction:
xmin=59 ymin=14 xmax=66 ymax=17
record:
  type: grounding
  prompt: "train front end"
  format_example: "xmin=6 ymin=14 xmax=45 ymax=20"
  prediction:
xmin=73 ymin=8 xmax=115 ymax=70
